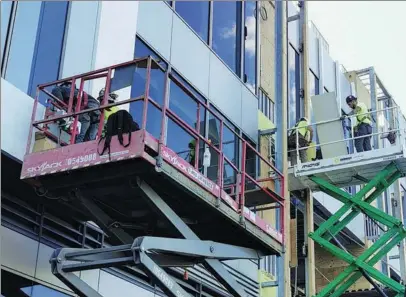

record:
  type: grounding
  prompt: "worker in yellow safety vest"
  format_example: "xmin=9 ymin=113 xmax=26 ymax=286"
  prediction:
xmin=343 ymin=95 xmax=372 ymax=152
xmin=98 ymin=88 xmax=119 ymax=138
xmin=288 ymin=117 xmax=313 ymax=166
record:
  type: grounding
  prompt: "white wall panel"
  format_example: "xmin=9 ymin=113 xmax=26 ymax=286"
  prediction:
xmin=94 ymin=1 xmax=138 ymax=69
xmin=137 ymin=1 xmax=172 ymax=61
xmin=1 ymin=79 xmax=45 ymax=161
xmin=98 ymin=270 xmax=154 ymax=297
xmin=91 ymin=1 xmax=139 ymax=105
xmin=288 ymin=20 xmax=300 ymax=52
xmin=1 ymin=226 xmax=39 ymax=277
xmin=61 ymin=1 xmax=100 ymax=78
xmin=171 ymin=14 xmax=210 ymax=97
xmin=322 ymin=46 xmax=336 ymax=92
xmin=241 ymin=86 xmax=259 ymax=141
xmin=339 ymin=67 xmax=352 ymax=112
xmin=35 ymin=243 xmax=75 ymax=291
xmin=80 ymin=270 xmax=100 ymax=292
xmin=209 ymin=52 xmax=242 ymax=128
xmin=308 ymin=28 xmax=319 ymax=77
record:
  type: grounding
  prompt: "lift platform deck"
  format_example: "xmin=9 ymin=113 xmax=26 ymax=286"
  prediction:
xmin=289 ymin=144 xmax=406 ymax=192
xmin=20 ymin=57 xmax=285 ymax=257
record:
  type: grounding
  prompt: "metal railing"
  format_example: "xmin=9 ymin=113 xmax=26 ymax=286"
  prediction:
xmin=287 ymin=105 xmax=406 ymax=167
xmin=26 ymin=56 xmax=285 ymax=241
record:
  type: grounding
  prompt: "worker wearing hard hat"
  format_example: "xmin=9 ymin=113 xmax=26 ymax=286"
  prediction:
xmin=288 ymin=117 xmax=313 ymax=166
xmin=343 ymin=95 xmax=372 ymax=152
xmin=98 ymin=88 xmax=119 ymax=138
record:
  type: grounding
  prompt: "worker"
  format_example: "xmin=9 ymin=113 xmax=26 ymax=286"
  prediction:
xmin=75 ymin=92 xmax=100 ymax=143
xmin=343 ymin=95 xmax=372 ymax=152
xmin=98 ymin=88 xmax=119 ymax=138
xmin=51 ymin=83 xmax=100 ymax=143
xmin=288 ymin=117 xmax=313 ymax=166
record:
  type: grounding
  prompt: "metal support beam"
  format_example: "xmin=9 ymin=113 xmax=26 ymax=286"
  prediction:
xmin=298 ymin=1 xmax=316 ymax=296
xmin=51 ymin=237 xmax=260 ymax=297
xmin=73 ymin=189 xmax=133 ymax=244
xmin=52 ymin=180 xmax=263 ymax=297
xmin=261 ymin=281 xmax=278 ymax=288
xmin=287 ymin=14 xmax=300 ymax=22
xmin=275 ymin=1 xmax=289 ymax=297
xmin=393 ymin=179 xmax=406 ymax=282
xmin=369 ymin=67 xmax=379 ymax=149
xmin=133 ymin=178 xmax=251 ymax=297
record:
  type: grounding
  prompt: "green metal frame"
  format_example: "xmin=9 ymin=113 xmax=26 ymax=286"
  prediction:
xmin=309 ymin=163 xmax=406 ymax=297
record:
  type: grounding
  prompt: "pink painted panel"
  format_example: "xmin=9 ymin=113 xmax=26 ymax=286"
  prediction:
xmin=161 ymin=146 xmax=221 ymax=196
xmin=21 ymin=130 xmax=145 ymax=179
xmin=161 ymin=146 xmax=283 ymax=243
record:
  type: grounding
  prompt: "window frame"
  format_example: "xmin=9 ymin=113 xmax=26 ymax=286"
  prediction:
xmin=171 ymin=0 xmax=259 ymax=97
xmin=1 ymin=1 xmax=17 ymax=77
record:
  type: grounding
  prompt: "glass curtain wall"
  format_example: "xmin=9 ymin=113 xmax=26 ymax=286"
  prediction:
xmin=171 ymin=1 xmax=257 ymax=93
xmin=132 ymin=37 xmax=243 ymax=184
xmin=1 ymin=1 xmax=13 ymax=65
xmin=4 ymin=1 xmax=42 ymax=93
xmin=288 ymin=44 xmax=300 ymax=128
xmin=175 ymin=1 xmax=209 ymax=43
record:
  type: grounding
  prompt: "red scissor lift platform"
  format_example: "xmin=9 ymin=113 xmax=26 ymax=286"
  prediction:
xmin=20 ymin=57 xmax=285 ymax=297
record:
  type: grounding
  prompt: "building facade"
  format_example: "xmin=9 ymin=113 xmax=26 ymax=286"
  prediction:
xmin=1 ymin=1 xmax=274 ymax=296
xmin=1 ymin=1 xmax=404 ymax=297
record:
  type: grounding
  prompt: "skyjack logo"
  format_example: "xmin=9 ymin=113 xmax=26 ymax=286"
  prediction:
xmin=27 ymin=161 xmax=62 ymax=173
xmin=162 ymin=149 xmax=215 ymax=191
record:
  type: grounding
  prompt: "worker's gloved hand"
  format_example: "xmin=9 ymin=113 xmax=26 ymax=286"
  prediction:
xmin=340 ymin=115 xmax=347 ymax=121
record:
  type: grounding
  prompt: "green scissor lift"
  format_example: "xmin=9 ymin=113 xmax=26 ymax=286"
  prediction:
xmin=308 ymin=162 xmax=406 ymax=297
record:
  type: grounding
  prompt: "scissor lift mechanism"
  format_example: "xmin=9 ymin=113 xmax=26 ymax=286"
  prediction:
xmin=304 ymin=163 xmax=406 ymax=297
xmin=50 ymin=178 xmax=261 ymax=297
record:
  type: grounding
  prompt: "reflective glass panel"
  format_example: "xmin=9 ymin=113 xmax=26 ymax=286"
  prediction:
xmin=212 ymin=1 xmax=242 ymax=74
xmin=175 ymin=1 xmax=209 ymax=43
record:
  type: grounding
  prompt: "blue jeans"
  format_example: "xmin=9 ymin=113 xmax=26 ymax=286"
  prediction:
xmin=76 ymin=98 xmax=100 ymax=143
xmin=355 ymin=123 xmax=372 ymax=152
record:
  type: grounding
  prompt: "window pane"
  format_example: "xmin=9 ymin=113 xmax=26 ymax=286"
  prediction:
xmin=134 ymin=38 xmax=167 ymax=69
xmin=288 ymin=45 xmax=299 ymax=128
xmin=244 ymin=1 xmax=257 ymax=92
xmin=166 ymin=117 xmax=195 ymax=160
xmin=175 ymin=1 xmax=209 ymax=43
xmin=31 ymin=285 xmax=70 ymax=297
xmin=28 ymin=1 xmax=69 ymax=99
xmin=169 ymin=80 xmax=198 ymax=128
xmin=1 ymin=1 xmax=12 ymax=63
xmin=5 ymin=1 xmax=41 ymax=93
xmin=212 ymin=1 xmax=242 ymax=74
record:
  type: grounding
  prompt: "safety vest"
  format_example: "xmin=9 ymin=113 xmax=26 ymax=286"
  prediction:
xmin=290 ymin=120 xmax=310 ymax=142
xmin=355 ymin=102 xmax=372 ymax=126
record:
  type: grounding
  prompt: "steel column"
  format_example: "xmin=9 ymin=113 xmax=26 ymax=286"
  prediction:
xmin=393 ymin=179 xmax=406 ymax=282
xmin=275 ymin=0 xmax=289 ymax=296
